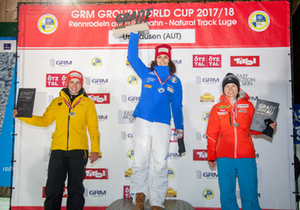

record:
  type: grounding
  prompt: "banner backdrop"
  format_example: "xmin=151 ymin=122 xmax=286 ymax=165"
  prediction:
xmin=14 ymin=1 xmax=294 ymax=210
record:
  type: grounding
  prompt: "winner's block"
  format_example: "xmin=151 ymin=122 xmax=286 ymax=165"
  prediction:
xmin=107 ymin=198 xmax=195 ymax=210
xmin=112 ymin=23 xmax=149 ymax=35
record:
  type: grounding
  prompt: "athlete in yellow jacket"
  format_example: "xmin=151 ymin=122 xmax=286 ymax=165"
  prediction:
xmin=14 ymin=70 xmax=100 ymax=210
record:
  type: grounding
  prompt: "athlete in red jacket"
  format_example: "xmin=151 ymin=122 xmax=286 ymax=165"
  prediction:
xmin=206 ymin=73 xmax=276 ymax=210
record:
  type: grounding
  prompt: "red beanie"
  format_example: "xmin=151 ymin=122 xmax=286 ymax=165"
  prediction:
xmin=155 ymin=44 xmax=172 ymax=60
xmin=66 ymin=70 xmax=84 ymax=87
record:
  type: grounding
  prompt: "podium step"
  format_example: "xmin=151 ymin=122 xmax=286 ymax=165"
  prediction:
xmin=107 ymin=199 xmax=195 ymax=210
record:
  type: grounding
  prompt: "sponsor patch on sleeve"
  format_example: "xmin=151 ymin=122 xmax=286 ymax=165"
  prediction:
xmin=144 ymin=84 xmax=152 ymax=88
xmin=217 ymin=105 xmax=230 ymax=108
xmin=167 ymin=87 xmax=174 ymax=93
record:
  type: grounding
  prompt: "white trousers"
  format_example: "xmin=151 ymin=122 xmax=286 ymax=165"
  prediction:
xmin=130 ymin=117 xmax=171 ymax=207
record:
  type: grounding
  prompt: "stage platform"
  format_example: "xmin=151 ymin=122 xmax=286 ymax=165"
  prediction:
xmin=107 ymin=198 xmax=195 ymax=210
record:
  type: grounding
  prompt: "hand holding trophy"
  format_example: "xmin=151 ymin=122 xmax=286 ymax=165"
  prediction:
xmin=112 ymin=8 xmax=152 ymax=35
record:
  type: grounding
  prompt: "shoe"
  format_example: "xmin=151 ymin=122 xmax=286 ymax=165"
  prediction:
xmin=134 ymin=192 xmax=145 ymax=210
xmin=152 ymin=206 xmax=162 ymax=210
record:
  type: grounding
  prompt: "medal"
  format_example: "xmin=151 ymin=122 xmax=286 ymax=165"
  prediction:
xmin=63 ymin=97 xmax=82 ymax=117
xmin=69 ymin=112 xmax=76 ymax=117
xmin=233 ymin=123 xmax=240 ymax=128
xmin=158 ymin=87 xmax=165 ymax=93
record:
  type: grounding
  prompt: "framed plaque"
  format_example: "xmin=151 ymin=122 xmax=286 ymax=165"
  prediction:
xmin=16 ymin=88 xmax=36 ymax=118
xmin=250 ymin=99 xmax=279 ymax=137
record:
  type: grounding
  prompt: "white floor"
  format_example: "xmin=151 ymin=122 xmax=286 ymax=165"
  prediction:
xmin=0 ymin=197 xmax=9 ymax=210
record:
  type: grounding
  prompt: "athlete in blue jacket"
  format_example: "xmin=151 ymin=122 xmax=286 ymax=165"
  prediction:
xmin=128 ymin=31 xmax=184 ymax=210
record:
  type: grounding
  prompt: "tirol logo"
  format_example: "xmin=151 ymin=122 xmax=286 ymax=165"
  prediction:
xmin=248 ymin=11 xmax=270 ymax=32
xmin=38 ymin=14 xmax=58 ymax=34
xmin=231 ymin=56 xmax=260 ymax=67
xmin=85 ymin=168 xmax=108 ymax=179
xmin=193 ymin=149 xmax=208 ymax=161
xmin=124 ymin=186 xmax=131 ymax=199
xmin=203 ymin=189 xmax=214 ymax=200
xmin=236 ymin=74 xmax=256 ymax=86
xmin=166 ymin=187 xmax=177 ymax=198
xmin=91 ymin=57 xmax=102 ymax=67
xmin=128 ymin=75 xmax=138 ymax=85
xmin=46 ymin=74 xmax=67 ymax=87
xmin=87 ymin=93 xmax=110 ymax=104
xmin=193 ymin=55 xmax=221 ymax=68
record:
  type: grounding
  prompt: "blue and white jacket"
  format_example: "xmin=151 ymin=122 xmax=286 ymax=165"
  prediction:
xmin=127 ymin=32 xmax=184 ymax=130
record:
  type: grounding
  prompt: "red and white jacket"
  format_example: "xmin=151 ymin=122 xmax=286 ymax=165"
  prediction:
xmin=206 ymin=90 xmax=261 ymax=161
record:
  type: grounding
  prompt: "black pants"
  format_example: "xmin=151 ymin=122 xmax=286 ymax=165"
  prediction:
xmin=44 ymin=150 xmax=88 ymax=210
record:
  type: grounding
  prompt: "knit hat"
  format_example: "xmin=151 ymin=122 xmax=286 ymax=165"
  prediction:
xmin=155 ymin=44 xmax=172 ymax=60
xmin=66 ymin=70 xmax=84 ymax=87
xmin=222 ymin=73 xmax=240 ymax=92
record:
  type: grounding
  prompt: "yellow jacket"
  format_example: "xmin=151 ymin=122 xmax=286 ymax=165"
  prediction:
xmin=18 ymin=88 xmax=101 ymax=155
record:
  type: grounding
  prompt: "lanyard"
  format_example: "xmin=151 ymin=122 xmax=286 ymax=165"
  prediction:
xmin=224 ymin=95 xmax=238 ymax=120
xmin=154 ymin=70 xmax=171 ymax=86
xmin=63 ymin=97 xmax=82 ymax=110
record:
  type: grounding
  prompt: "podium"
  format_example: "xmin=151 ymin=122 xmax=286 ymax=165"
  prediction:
xmin=107 ymin=199 xmax=195 ymax=210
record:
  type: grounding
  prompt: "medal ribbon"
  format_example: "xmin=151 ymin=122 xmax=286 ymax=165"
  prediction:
xmin=63 ymin=97 xmax=82 ymax=110
xmin=154 ymin=70 xmax=171 ymax=86
xmin=224 ymin=94 xmax=238 ymax=120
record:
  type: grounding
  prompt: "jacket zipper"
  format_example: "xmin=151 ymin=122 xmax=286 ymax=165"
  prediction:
xmin=67 ymin=108 xmax=71 ymax=150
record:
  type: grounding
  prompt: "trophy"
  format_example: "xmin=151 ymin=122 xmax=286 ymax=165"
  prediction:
xmin=112 ymin=8 xmax=152 ymax=35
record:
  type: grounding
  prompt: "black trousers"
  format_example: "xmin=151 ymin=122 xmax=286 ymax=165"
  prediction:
xmin=44 ymin=150 xmax=88 ymax=210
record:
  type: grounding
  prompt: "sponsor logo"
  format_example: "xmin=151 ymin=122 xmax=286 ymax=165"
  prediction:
xmin=167 ymin=87 xmax=174 ymax=93
xmin=193 ymin=55 xmax=221 ymax=68
xmin=50 ymin=59 xmax=72 ymax=67
xmin=121 ymin=131 xmax=133 ymax=140
xmin=87 ymin=93 xmax=110 ymax=104
xmin=146 ymin=77 xmax=155 ymax=82
xmin=128 ymin=75 xmax=138 ymax=85
xmin=196 ymin=132 xmax=207 ymax=140
xmin=200 ymin=93 xmax=215 ymax=103
xmin=88 ymin=189 xmax=107 ymax=197
xmin=46 ymin=74 xmax=67 ymax=87
xmin=127 ymin=149 xmax=134 ymax=160
xmin=125 ymin=168 xmax=132 ymax=177
xmin=168 ymin=169 xmax=175 ymax=179
xmin=4 ymin=43 xmax=11 ymax=50
xmin=118 ymin=110 xmax=135 ymax=124
xmin=92 ymin=78 xmax=108 ymax=85
xmin=202 ymin=112 xmax=210 ymax=122
xmin=170 ymin=76 xmax=178 ymax=83
xmin=166 ymin=187 xmax=177 ymax=198
xmin=85 ymin=168 xmax=108 ymax=179
xmin=38 ymin=14 xmax=58 ymax=34
xmin=196 ymin=170 xmax=218 ymax=179
xmin=196 ymin=76 xmax=219 ymax=84
xmin=124 ymin=186 xmax=131 ymax=199
xmin=248 ymin=11 xmax=270 ymax=32
xmin=91 ymin=57 xmax=102 ymax=67
xmin=145 ymin=84 xmax=152 ymax=88
xmin=193 ymin=149 xmax=208 ymax=161
xmin=168 ymin=152 xmax=180 ymax=159
xmin=231 ymin=56 xmax=260 ymax=67
xmin=236 ymin=74 xmax=256 ymax=86
xmin=121 ymin=95 xmax=140 ymax=103
xmin=203 ymin=189 xmax=214 ymax=200
xmin=173 ymin=59 xmax=182 ymax=66
xmin=98 ymin=115 xmax=108 ymax=122
xmin=249 ymin=96 xmax=258 ymax=102
xmin=238 ymin=104 xmax=249 ymax=108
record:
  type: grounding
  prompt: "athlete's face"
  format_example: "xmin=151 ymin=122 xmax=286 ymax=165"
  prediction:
xmin=224 ymin=83 xmax=238 ymax=100
xmin=156 ymin=55 xmax=170 ymax=66
xmin=68 ymin=78 xmax=82 ymax=95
